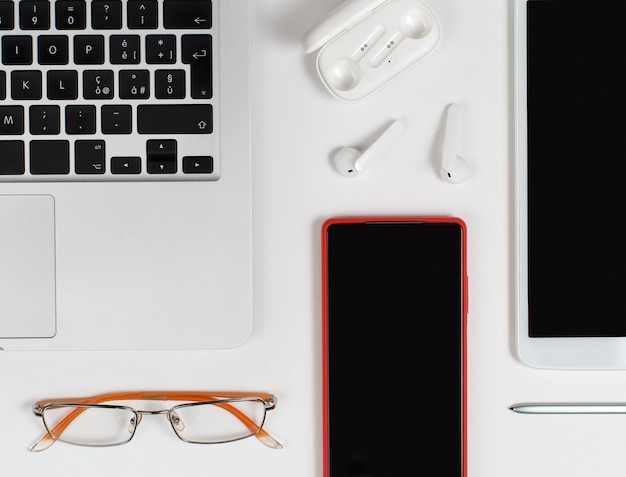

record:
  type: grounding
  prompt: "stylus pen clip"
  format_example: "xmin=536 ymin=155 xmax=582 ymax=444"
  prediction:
xmin=510 ymin=403 xmax=626 ymax=414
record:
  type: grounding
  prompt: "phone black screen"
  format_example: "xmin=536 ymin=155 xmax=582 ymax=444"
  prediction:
xmin=526 ymin=0 xmax=625 ymax=337
xmin=323 ymin=219 xmax=466 ymax=477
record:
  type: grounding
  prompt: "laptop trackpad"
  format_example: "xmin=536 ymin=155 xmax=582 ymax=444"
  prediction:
xmin=0 ymin=195 xmax=56 ymax=338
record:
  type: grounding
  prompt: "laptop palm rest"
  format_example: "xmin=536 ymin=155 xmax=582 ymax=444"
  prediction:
xmin=0 ymin=195 xmax=56 ymax=339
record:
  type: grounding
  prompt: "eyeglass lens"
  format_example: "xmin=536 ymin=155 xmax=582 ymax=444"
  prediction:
xmin=43 ymin=405 xmax=137 ymax=446
xmin=171 ymin=399 xmax=266 ymax=443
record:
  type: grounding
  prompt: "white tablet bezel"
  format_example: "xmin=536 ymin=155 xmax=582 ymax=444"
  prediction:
xmin=514 ymin=0 xmax=626 ymax=369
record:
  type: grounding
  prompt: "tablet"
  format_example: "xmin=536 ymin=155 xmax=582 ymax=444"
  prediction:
xmin=514 ymin=0 xmax=625 ymax=368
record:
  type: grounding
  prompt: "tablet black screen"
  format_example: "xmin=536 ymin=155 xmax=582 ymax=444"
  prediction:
xmin=526 ymin=0 xmax=625 ymax=337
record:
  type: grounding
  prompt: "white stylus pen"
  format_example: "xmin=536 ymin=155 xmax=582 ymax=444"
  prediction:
xmin=510 ymin=403 xmax=626 ymax=414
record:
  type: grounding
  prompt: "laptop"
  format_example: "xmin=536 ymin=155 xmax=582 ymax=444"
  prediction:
xmin=0 ymin=0 xmax=253 ymax=350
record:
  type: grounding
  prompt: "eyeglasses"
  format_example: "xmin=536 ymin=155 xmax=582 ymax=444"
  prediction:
xmin=29 ymin=391 xmax=283 ymax=452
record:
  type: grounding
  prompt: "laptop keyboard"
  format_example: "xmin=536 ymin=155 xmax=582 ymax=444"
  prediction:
xmin=0 ymin=0 xmax=218 ymax=182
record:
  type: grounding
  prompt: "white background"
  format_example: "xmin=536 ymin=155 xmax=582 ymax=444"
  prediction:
xmin=3 ymin=0 xmax=626 ymax=475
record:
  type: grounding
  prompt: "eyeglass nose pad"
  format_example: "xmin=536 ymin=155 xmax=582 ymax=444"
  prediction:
xmin=169 ymin=411 xmax=185 ymax=432
xmin=128 ymin=414 xmax=142 ymax=433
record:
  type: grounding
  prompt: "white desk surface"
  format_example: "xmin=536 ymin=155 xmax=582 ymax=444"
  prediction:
xmin=3 ymin=1 xmax=626 ymax=475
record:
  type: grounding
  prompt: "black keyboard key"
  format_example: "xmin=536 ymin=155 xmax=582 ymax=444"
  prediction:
xmin=181 ymin=34 xmax=211 ymax=64
xmin=0 ymin=106 xmax=24 ymax=135
xmin=65 ymin=105 xmax=96 ymax=134
xmin=110 ymin=35 xmax=140 ymax=64
xmin=0 ymin=1 xmax=15 ymax=30
xmin=119 ymin=69 xmax=149 ymax=99
xmin=30 ymin=140 xmax=70 ymax=174
xmin=38 ymin=35 xmax=69 ymax=65
xmin=75 ymin=140 xmax=105 ymax=174
xmin=29 ymin=105 xmax=61 ymax=134
xmin=147 ymin=139 xmax=177 ymax=174
xmin=102 ymin=104 xmax=132 ymax=134
xmin=74 ymin=35 xmax=105 ymax=64
xmin=91 ymin=1 xmax=122 ymax=29
xmin=146 ymin=34 xmax=176 ymax=64
xmin=55 ymin=1 xmax=86 ymax=30
xmin=182 ymin=34 xmax=212 ymax=99
xmin=47 ymin=70 xmax=78 ymax=100
xmin=190 ymin=60 xmax=212 ymax=99
xmin=2 ymin=35 xmax=33 ymax=65
xmin=155 ymin=70 xmax=185 ymax=99
xmin=137 ymin=104 xmax=212 ymax=134
xmin=11 ymin=70 xmax=42 ymax=100
xmin=111 ymin=156 xmax=141 ymax=174
xmin=83 ymin=70 xmax=114 ymax=99
xmin=0 ymin=141 xmax=25 ymax=175
xmin=127 ymin=0 xmax=158 ymax=29
xmin=183 ymin=156 xmax=213 ymax=174
xmin=0 ymin=71 xmax=5 ymax=99
xmin=19 ymin=1 xmax=50 ymax=30
xmin=164 ymin=0 xmax=211 ymax=29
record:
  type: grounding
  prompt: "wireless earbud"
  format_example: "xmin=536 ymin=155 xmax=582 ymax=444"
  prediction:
xmin=325 ymin=26 xmax=386 ymax=91
xmin=440 ymin=103 xmax=473 ymax=184
xmin=334 ymin=119 xmax=405 ymax=177
xmin=369 ymin=7 xmax=434 ymax=67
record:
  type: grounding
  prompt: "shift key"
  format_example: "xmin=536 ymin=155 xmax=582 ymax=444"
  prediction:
xmin=137 ymin=104 xmax=212 ymax=134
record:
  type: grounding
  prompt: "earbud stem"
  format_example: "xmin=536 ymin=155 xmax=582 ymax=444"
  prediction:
xmin=357 ymin=119 xmax=406 ymax=169
xmin=441 ymin=104 xmax=462 ymax=172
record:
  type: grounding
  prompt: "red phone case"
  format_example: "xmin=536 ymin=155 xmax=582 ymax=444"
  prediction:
xmin=321 ymin=216 xmax=468 ymax=477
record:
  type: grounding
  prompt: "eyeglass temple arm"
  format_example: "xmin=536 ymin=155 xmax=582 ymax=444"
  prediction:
xmin=29 ymin=391 xmax=283 ymax=452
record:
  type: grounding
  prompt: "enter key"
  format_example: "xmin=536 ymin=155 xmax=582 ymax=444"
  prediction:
xmin=182 ymin=34 xmax=212 ymax=99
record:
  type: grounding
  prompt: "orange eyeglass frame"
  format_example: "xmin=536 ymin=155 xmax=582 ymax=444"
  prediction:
xmin=30 ymin=391 xmax=283 ymax=451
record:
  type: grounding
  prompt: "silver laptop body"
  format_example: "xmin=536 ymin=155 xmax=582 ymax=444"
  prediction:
xmin=0 ymin=0 xmax=253 ymax=350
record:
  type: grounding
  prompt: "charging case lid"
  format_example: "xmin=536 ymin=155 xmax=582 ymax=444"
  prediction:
xmin=303 ymin=0 xmax=442 ymax=102
xmin=303 ymin=0 xmax=388 ymax=54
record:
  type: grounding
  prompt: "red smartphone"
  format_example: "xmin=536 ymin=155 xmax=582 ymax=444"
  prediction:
xmin=322 ymin=217 xmax=468 ymax=477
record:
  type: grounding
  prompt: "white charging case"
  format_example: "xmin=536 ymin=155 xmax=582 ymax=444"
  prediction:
xmin=303 ymin=0 xmax=442 ymax=102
